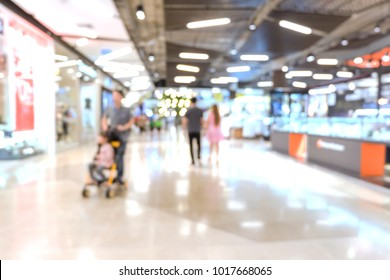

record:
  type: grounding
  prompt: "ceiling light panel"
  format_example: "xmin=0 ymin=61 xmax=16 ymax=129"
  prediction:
xmin=54 ymin=54 xmax=69 ymax=62
xmin=287 ymin=70 xmax=313 ymax=77
xmin=279 ymin=20 xmax=312 ymax=35
xmin=227 ymin=66 xmax=251 ymax=73
xmin=75 ymin=37 xmax=89 ymax=47
xmin=95 ymin=47 xmax=132 ymax=63
xmin=186 ymin=18 xmax=231 ymax=29
xmin=292 ymin=81 xmax=307 ymax=88
xmin=354 ymin=57 xmax=363 ymax=64
xmin=336 ymin=71 xmax=354 ymax=78
xmin=210 ymin=77 xmax=238 ymax=84
xmin=174 ymin=76 xmax=196 ymax=83
xmin=313 ymin=73 xmax=334 ymax=80
xmin=240 ymin=54 xmax=269 ymax=61
xmin=257 ymin=81 xmax=273 ymax=87
xmin=317 ymin=58 xmax=339 ymax=65
xmin=176 ymin=64 xmax=200 ymax=73
xmin=113 ymin=71 xmax=140 ymax=79
xmin=179 ymin=52 xmax=209 ymax=60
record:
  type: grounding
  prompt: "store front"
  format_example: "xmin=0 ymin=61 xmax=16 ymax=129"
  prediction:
xmin=0 ymin=4 xmax=56 ymax=159
xmin=270 ymin=72 xmax=390 ymax=187
xmin=54 ymin=45 xmax=102 ymax=150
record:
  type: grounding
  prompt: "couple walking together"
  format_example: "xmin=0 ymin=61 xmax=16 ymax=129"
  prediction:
xmin=182 ymin=97 xmax=224 ymax=165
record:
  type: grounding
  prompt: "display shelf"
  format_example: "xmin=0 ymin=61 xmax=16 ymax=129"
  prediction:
xmin=272 ymin=117 xmax=390 ymax=144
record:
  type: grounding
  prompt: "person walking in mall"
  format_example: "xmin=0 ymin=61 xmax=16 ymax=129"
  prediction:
xmin=101 ymin=89 xmax=134 ymax=184
xmin=182 ymin=97 xmax=204 ymax=165
xmin=206 ymin=104 xmax=224 ymax=164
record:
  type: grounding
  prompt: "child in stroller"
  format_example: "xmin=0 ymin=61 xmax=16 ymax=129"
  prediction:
xmin=88 ymin=131 xmax=114 ymax=185
xmin=82 ymin=131 xmax=124 ymax=198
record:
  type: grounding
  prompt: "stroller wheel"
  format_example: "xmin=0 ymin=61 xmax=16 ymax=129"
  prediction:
xmin=82 ymin=188 xmax=90 ymax=198
xmin=106 ymin=188 xmax=115 ymax=199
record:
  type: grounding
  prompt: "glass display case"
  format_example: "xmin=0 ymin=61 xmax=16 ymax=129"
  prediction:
xmin=272 ymin=117 xmax=307 ymax=134
xmin=272 ymin=116 xmax=390 ymax=144
xmin=0 ymin=130 xmax=42 ymax=160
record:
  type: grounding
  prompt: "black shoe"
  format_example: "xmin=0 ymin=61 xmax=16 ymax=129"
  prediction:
xmin=114 ymin=178 xmax=125 ymax=185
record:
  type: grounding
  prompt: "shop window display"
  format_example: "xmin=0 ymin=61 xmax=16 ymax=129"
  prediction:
xmin=0 ymin=6 xmax=55 ymax=159
xmin=54 ymin=61 xmax=80 ymax=147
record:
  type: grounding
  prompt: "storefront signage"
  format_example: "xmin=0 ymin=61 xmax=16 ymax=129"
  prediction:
xmin=9 ymin=22 xmax=36 ymax=131
xmin=316 ymin=139 xmax=345 ymax=152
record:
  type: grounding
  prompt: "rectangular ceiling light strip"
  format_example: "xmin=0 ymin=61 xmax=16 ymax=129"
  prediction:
xmin=179 ymin=52 xmax=209 ymax=60
xmin=174 ymin=76 xmax=197 ymax=83
xmin=227 ymin=66 xmax=251 ymax=73
xmin=176 ymin=64 xmax=200 ymax=73
xmin=257 ymin=81 xmax=274 ymax=87
xmin=317 ymin=58 xmax=339 ymax=65
xmin=240 ymin=54 xmax=269 ymax=61
xmin=336 ymin=71 xmax=354 ymax=78
xmin=211 ymin=77 xmax=238 ymax=84
xmin=287 ymin=70 xmax=313 ymax=77
xmin=187 ymin=18 xmax=231 ymax=29
xmin=279 ymin=20 xmax=312 ymax=35
xmin=313 ymin=73 xmax=334 ymax=80
xmin=292 ymin=81 xmax=307 ymax=88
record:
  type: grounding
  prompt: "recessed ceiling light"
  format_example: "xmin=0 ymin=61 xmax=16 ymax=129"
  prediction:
xmin=341 ymin=38 xmax=349 ymax=46
xmin=176 ymin=64 xmax=200 ymax=73
xmin=313 ymin=73 xmax=334 ymax=80
xmin=240 ymin=54 xmax=269 ymax=61
xmin=226 ymin=66 xmax=251 ymax=73
xmin=75 ymin=37 xmax=89 ymax=47
xmin=136 ymin=5 xmax=145 ymax=21
xmin=186 ymin=18 xmax=231 ymax=29
xmin=353 ymin=57 xmax=363 ymax=64
xmin=179 ymin=52 xmax=209 ymax=60
xmin=249 ymin=24 xmax=256 ymax=31
xmin=148 ymin=54 xmax=155 ymax=62
xmin=282 ymin=66 xmax=289 ymax=72
xmin=230 ymin=49 xmax=238 ymax=56
xmin=336 ymin=71 xmax=354 ymax=78
xmin=174 ymin=76 xmax=196 ymax=84
xmin=382 ymin=53 xmax=390 ymax=62
xmin=306 ymin=53 xmax=315 ymax=63
xmin=348 ymin=82 xmax=356 ymax=91
xmin=279 ymin=20 xmax=312 ymax=35
xmin=257 ymin=81 xmax=273 ymax=87
xmin=292 ymin=81 xmax=307 ymax=88
xmin=317 ymin=58 xmax=339 ymax=65
xmin=374 ymin=24 xmax=381 ymax=33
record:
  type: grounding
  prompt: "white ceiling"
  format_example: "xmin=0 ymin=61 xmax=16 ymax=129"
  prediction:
xmin=13 ymin=0 xmax=150 ymax=87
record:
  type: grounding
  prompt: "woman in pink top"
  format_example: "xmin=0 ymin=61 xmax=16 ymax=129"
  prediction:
xmin=206 ymin=104 xmax=224 ymax=163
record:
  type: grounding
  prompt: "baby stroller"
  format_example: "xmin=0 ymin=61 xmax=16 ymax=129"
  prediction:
xmin=82 ymin=131 xmax=127 ymax=199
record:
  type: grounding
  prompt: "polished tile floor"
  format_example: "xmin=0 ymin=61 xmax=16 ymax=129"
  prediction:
xmin=1 ymin=128 xmax=390 ymax=259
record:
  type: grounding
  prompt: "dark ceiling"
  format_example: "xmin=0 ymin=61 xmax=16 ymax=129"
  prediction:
xmin=117 ymin=0 xmax=390 ymax=89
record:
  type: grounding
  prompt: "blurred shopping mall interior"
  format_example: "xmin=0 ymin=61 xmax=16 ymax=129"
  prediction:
xmin=1 ymin=0 xmax=390 ymax=259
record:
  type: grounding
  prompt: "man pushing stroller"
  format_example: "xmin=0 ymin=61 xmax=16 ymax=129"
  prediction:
xmin=101 ymin=89 xmax=134 ymax=185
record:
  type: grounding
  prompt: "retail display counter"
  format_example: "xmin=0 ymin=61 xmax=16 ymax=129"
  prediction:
xmin=271 ymin=117 xmax=389 ymax=177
